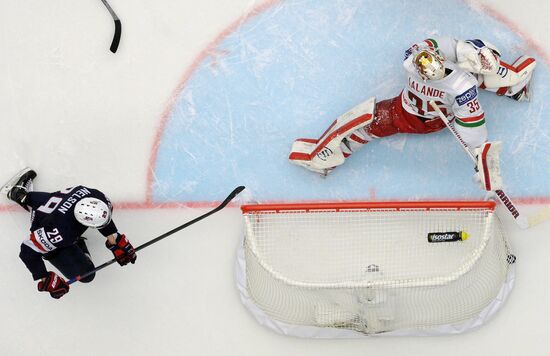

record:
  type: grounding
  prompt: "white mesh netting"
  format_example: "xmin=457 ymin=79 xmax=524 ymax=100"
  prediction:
xmin=240 ymin=202 xmax=514 ymax=335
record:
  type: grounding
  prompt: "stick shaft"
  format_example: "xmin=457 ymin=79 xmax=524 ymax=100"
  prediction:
xmin=99 ymin=0 xmax=121 ymax=52
xmin=428 ymin=101 xmax=528 ymax=229
xmin=100 ymin=0 xmax=119 ymax=20
xmin=67 ymin=186 xmax=245 ymax=284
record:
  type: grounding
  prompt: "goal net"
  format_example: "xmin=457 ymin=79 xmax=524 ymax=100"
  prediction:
xmin=236 ymin=201 xmax=515 ymax=337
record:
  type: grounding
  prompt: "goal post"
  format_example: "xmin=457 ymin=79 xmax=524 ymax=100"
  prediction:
xmin=236 ymin=201 xmax=515 ymax=337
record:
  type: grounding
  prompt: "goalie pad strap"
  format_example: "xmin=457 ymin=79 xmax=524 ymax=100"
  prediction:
xmin=349 ymin=132 xmax=368 ymax=144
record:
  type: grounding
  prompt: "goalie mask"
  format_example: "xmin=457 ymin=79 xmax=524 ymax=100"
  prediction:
xmin=414 ymin=49 xmax=446 ymax=81
xmin=74 ymin=197 xmax=112 ymax=228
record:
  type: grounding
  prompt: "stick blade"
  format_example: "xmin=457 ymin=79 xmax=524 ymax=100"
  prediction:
xmin=527 ymin=206 xmax=550 ymax=228
xmin=233 ymin=186 xmax=246 ymax=196
xmin=110 ymin=19 xmax=121 ymax=53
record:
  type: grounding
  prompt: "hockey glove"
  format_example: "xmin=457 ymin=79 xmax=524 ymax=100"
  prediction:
xmin=106 ymin=234 xmax=137 ymax=266
xmin=37 ymin=271 xmax=70 ymax=299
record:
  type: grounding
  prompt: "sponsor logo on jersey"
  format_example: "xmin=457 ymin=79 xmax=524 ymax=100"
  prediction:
xmin=33 ymin=228 xmax=56 ymax=251
xmin=456 ymin=85 xmax=477 ymax=106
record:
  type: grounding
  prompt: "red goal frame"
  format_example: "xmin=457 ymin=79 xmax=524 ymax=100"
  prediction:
xmin=241 ymin=200 xmax=496 ymax=213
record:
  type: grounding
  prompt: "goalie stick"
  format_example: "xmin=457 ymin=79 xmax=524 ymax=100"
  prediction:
xmin=100 ymin=0 xmax=121 ymax=53
xmin=67 ymin=186 xmax=246 ymax=285
xmin=428 ymin=101 xmax=549 ymax=229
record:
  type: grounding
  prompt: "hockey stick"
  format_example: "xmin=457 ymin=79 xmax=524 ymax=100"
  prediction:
xmin=428 ymin=101 xmax=530 ymax=229
xmin=67 ymin=186 xmax=245 ymax=285
xmin=527 ymin=206 xmax=550 ymax=228
xmin=100 ymin=0 xmax=121 ymax=53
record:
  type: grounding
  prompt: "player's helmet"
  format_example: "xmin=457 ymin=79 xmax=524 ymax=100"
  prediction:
xmin=74 ymin=197 xmax=112 ymax=228
xmin=414 ymin=49 xmax=446 ymax=81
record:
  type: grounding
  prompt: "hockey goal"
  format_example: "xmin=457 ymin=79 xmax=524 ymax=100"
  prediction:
xmin=236 ymin=201 xmax=515 ymax=337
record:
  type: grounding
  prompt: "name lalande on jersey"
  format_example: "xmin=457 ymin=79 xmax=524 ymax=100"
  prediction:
xmin=408 ymin=78 xmax=445 ymax=99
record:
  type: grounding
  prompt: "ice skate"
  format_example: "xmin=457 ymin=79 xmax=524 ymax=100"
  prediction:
xmin=2 ymin=168 xmax=37 ymax=211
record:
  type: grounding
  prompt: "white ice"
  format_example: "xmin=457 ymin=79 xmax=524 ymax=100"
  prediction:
xmin=1 ymin=0 xmax=549 ymax=355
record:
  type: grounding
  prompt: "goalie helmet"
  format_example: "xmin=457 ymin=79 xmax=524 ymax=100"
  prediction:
xmin=414 ymin=48 xmax=446 ymax=81
xmin=74 ymin=197 xmax=112 ymax=228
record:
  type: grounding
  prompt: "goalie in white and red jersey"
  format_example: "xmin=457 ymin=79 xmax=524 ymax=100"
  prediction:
xmin=289 ymin=36 xmax=536 ymax=187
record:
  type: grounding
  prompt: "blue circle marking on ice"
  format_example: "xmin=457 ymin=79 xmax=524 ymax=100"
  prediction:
xmin=153 ymin=0 xmax=549 ymax=202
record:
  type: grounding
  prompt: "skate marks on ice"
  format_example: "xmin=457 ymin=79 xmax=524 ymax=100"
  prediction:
xmin=151 ymin=0 xmax=549 ymax=202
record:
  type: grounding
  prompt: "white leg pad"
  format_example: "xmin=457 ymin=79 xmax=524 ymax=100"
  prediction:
xmin=482 ymin=56 xmax=536 ymax=89
xmin=475 ymin=141 xmax=503 ymax=191
xmin=289 ymin=97 xmax=376 ymax=174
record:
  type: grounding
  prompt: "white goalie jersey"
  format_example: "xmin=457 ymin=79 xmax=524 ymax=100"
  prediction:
xmin=402 ymin=37 xmax=488 ymax=148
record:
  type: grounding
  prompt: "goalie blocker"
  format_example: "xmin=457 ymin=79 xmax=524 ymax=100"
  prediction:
xmin=288 ymin=97 xmax=375 ymax=175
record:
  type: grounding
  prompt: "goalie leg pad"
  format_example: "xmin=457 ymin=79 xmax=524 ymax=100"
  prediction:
xmin=289 ymin=97 xmax=375 ymax=174
xmin=289 ymin=139 xmax=344 ymax=174
xmin=475 ymin=142 xmax=503 ymax=191
xmin=481 ymin=56 xmax=536 ymax=101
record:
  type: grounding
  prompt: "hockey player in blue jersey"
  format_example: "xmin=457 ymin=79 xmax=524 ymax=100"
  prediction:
xmin=4 ymin=168 xmax=137 ymax=299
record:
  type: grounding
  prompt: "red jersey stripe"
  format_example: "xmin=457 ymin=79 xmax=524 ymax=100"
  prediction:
xmin=29 ymin=233 xmax=47 ymax=253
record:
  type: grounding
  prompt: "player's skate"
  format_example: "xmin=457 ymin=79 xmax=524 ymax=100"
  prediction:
xmin=2 ymin=168 xmax=37 ymax=211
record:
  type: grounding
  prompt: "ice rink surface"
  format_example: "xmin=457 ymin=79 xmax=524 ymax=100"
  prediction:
xmin=1 ymin=0 xmax=549 ymax=355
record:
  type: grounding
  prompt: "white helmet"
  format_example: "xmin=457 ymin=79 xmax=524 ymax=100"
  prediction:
xmin=414 ymin=48 xmax=446 ymax=81
xmin=74 ymin=197 xmax=112 ymax=228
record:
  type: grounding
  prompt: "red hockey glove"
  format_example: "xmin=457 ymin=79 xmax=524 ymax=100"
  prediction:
xmin=37 ymin=271 xmax=70 ymax=299
xmin=106 ymin=234 xmax=137 ymax=266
